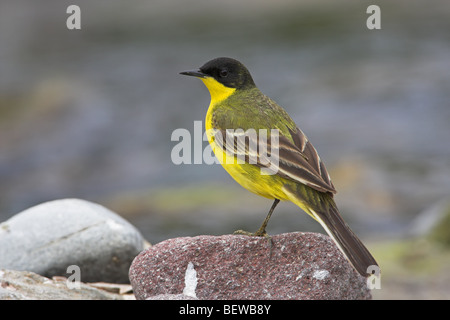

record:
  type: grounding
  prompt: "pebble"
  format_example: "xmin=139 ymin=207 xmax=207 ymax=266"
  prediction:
xmin=0 ymin=198 xmax=146 ymax=283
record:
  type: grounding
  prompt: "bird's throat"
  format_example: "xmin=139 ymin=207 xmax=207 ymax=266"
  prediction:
xmin=201 ymin=77 xmax=236 ymax=106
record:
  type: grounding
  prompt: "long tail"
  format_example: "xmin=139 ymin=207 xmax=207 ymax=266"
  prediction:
xmin=283 ymin=184 xmax=379 ymax=277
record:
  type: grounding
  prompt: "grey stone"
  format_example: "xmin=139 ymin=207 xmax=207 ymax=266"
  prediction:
xmin=129 ymin=232 xmax=372 ymax=300
xmin=0 ymin=269 xmax=133 ymax=300
xmin=0 ymin=198 xmax=145 ymax=283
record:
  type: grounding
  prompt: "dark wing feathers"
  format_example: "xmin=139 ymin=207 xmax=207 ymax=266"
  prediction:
xmin=287 ymin=127 xmax=336 ymax=193
xmin=214 ymin=126 xmax=336 ymax=194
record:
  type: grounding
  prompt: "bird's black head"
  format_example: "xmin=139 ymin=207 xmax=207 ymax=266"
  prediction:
xmin=181 ymin=57 xmax=256 ymax=90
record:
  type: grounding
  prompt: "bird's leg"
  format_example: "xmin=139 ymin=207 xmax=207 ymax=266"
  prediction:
xmin=234 ymin=199 xmax=280 ymax=257
xmin=234 ymin=199 xmax=280 ymax=237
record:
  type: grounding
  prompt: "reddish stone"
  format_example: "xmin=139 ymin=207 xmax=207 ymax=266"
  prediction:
xmin=129 ymin=232 xmax=371 ymax=300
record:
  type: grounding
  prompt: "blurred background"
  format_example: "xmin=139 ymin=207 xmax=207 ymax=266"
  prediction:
xmin=1 ymin=0 xmax=449 ymax=299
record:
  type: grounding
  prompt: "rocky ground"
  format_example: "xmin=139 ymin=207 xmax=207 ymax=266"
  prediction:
xmin=1 ymin=197 xmax=449 ymax=300
xmin=0 ymin=269 xmax=134 ymax=300
xmin=0 ymin=198 xmax=374 ymax=300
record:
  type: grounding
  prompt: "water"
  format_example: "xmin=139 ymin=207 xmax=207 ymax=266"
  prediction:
xmin=1 ymin=0 xmax=450 ymax=244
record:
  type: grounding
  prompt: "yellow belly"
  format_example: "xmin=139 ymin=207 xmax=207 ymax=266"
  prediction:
xmin=218 ymin=149 xmax=287 ymax=199
xmin=206 ymin=123 xmax=289 ymax=201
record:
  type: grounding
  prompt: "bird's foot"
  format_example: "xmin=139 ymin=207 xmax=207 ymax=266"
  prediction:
xmin=233 ymin=229 xmax=269 ymax=238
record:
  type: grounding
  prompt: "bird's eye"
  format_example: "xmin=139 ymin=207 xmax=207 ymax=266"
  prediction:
xmin=219 ymin=69 xmax=228 ymax=78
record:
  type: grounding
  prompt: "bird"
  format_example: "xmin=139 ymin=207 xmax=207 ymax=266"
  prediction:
xmin=180 ymin=57 xmax=379 ymax=277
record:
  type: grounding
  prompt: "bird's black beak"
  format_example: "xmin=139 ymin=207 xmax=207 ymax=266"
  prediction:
xmin=179 ymin=69 xmax=207 ymax=78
